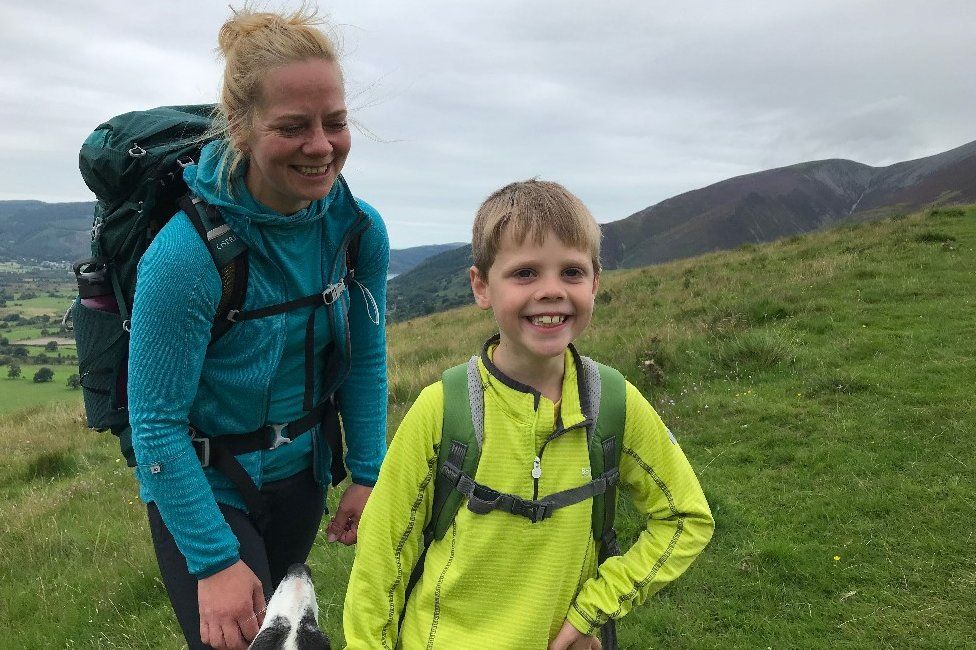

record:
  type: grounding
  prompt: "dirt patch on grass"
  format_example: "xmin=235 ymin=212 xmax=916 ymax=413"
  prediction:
xmin=11 ymin=337 xmax=75 ymax=346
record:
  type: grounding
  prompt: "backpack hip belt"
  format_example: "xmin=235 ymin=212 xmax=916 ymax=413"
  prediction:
xmin=187 ymin=393 xmax=344 ymax=532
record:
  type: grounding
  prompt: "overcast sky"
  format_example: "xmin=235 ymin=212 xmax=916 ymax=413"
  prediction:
xmin=1 ymin=1 xmax=974 ymax=248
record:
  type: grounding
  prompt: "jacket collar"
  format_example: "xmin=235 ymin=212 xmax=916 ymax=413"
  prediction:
xmin=479 ymin=334 xmax=589 ymax=427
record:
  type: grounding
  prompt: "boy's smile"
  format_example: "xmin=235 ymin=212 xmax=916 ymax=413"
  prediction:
xmin=470 ymin=229 xmax=599 ymax=380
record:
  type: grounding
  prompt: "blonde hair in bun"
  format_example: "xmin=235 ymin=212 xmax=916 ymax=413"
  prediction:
xmin=211 ymin=3 xmax=343 ymax=187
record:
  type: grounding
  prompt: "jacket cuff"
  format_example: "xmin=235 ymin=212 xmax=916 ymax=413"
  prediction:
xmin=349 ymin=471 xmax=378 ymax=489
xmin=194 ymin=553 xmax=241 ymax=580
xmin=567 ymin=601 xmax=602 ymax=637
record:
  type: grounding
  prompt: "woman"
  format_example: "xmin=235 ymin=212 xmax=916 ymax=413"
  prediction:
xmin=127 ymin=7 xmax=388 ymax=649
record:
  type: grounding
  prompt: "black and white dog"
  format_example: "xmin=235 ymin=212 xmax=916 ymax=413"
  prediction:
xmin=249 ymin=564 xmax=331 ymax=650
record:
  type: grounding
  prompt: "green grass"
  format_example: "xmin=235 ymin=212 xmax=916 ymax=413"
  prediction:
xmin=1 ymin=365 xmax=83 ymax=412
xmin=1 ymin=206 xmax=974 ymax=647
xmin=1 ymin=325 xmax=52 ymax=340
xmin=0 ymin=294 xmax=74 ymax=319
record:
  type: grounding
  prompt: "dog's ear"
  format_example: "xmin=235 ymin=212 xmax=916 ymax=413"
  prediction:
xmin=248 ymin=616 xmax=291 ymax=650
xmin=296 ymin=611 xmax=331 ymax=650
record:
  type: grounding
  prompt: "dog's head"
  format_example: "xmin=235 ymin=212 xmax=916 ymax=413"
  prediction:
xmin=249 ymin=563 xmax=330 ymax=650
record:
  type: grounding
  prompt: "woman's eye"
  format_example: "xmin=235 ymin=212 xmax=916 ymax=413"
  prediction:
xmin=278 ymin=125 xmax=304 ymax=136
xmin=325 ymin=121 xmax=348 ymax=132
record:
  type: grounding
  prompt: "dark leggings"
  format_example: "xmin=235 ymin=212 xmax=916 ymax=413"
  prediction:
xmin=147 ymin=468 xmax=325 ymax=650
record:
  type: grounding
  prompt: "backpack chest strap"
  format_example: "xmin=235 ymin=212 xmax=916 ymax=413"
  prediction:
xmin=441 ymin=444 xmax=621 ymax=524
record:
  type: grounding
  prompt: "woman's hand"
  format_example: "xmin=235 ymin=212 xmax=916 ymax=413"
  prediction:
xmin=549 ymin=619 xmax=602 ymax=650
xmin=198 ymin=560 xmax=266 ymax=650
xmin=326 ymin=483 xmax=372 ymax=545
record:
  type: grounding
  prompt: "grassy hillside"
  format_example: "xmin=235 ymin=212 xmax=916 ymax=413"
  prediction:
xmin=387 ymin=243 xmax=473 ymax=321
xmin=1 ymin=206 xmax=973 ymax=647
xmin=0 ymin=200 xmax=94 ymax=262
xmin=388 ymin=242 xmax=465 ymax=276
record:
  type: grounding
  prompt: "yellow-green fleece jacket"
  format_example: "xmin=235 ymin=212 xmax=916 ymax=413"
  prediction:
xmin=344 ymin=344 xmax=714 ymax=649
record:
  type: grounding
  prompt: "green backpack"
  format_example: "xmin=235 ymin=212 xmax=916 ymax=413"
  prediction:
xmin=72 ymin=105 xmax=248 ymax=466
xmin=405 ymin=355 xmax=627 ymax=647
xmin=72 ymin=105 xmax=365 ymax=528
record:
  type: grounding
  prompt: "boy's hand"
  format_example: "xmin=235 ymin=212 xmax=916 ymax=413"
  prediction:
xmin=549 ymin=619 xmax=602 ymax=650
xmin=326 ymin=483 xmax=372 ymax=544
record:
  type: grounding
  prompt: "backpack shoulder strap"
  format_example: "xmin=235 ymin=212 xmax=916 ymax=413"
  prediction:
xmin=345 ymin=228 xmax=363 ymax=276
xmin=429 ymin=356 xmax=483 ymax=541
xmin=580 ymin=356 xmax=626 ymax=552
xmin=401 ymin=357 xmax=482 ymax=619
xmin=179 ymin=194 xmax=249 ymax=344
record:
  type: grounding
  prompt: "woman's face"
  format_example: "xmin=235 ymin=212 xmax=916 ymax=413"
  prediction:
xmin=242 ymin=59 xmax=351 ymax=215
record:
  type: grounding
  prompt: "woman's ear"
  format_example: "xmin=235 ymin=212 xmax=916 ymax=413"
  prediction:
xmin=470 ymin=265 xmax=492 ymax=310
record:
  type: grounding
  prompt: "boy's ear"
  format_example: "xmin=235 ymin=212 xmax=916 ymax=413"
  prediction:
xmin=469 ymin=265 xmax=492 ymax=310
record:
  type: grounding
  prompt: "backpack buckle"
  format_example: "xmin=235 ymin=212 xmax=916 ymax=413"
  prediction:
xmin=321 ymin=281 xmax=345 ymax=305
xmin=226 ymin=309 xmax=240 ymax=323
xmin=512 ymin=497 xmax=552 ymax=523
xmin=267 ymin=423 xmax=291 ymax=450
xmin=176 ymin=155 xmax=195 ymax=168
xmin=128 ymin=143 xmax=147 ymax=158
xmin=466 ymin=483 xmax=500 ymax=515
xmin=189 ymin=430 xmax=211 ymax=467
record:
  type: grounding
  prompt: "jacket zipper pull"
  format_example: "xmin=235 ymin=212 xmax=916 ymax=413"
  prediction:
xmin=532 ymin=456 xmax=542 ymax=479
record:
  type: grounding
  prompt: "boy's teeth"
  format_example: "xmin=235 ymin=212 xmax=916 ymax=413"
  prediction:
xmin=531 ymin=315 xmax=566 ymax=326
xmin=297 ymin=164 xmax=329 ymax=174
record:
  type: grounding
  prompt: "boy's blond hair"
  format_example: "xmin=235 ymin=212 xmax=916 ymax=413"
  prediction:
xmin=471 ymin=179 xmax=602 ymax=277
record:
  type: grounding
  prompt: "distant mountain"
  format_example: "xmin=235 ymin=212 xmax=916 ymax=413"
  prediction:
xmin=387 ymin=244 xmax=474 ymax=319
xmin=389 ymin=243 xmax=465 ymax=276
xmin=0 ymin=199 xmax=463 ymax=273
xmin=600 ymin=139 xmax=976 ymax=269
xmin=389 ymin=139 xmax=976 ymax=321
xmin=0 ymin=200 xmax=95 ymax=263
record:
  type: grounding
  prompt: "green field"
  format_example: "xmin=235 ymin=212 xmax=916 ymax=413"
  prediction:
xmin=0 ymin=293 xmax=75 ymax=315
xmin=1 ymin=206 xmax=974 ymax=647
xmin=0 ymin=268 xmax=76 ymax=359
xmin=1 ymin=365 xmax=83 ymax=412
xmin=0 ymin=325 xmax=46 ymax=340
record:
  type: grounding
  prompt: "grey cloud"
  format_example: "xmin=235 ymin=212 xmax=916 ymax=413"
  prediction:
xmin=1 ymin=0 xmax=974 ymax=247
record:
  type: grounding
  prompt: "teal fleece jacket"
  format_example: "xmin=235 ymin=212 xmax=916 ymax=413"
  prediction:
xmin=128 ymin=140 xmax=389 ymax=577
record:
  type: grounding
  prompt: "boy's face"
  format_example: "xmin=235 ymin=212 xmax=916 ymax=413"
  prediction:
xmin=470 ymin=228 xmax=599 ymax=365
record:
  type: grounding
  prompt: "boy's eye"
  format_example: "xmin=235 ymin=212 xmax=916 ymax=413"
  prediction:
xmin=325 ymin=121 xmax=348 ymax=132
xmin=563 ymin=267 xmax=586 ymax=279
xmin=513 ymin=268 xmax=536 ymax=279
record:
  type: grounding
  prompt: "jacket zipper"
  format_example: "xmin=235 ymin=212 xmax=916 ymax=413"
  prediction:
xmin=532 ymin=418 xmax=592 ymax=500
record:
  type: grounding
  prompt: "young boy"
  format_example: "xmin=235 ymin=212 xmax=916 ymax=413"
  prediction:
xmin=344 ymin=180 xmax=714 ymax=649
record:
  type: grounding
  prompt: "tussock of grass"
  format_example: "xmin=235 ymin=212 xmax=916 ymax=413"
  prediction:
xmin=913 ymin=230 xmax=957 ymax=246
xmin=710 ymin=330 xmax=795 ymax=375
xmin=24 ymin=448 xmax=81 ymax=481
